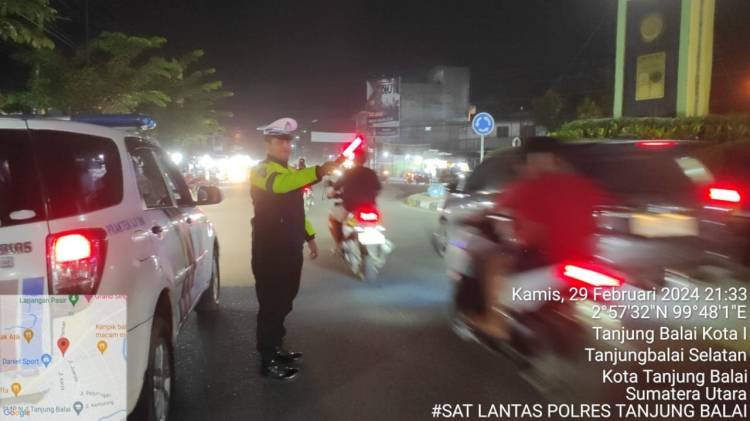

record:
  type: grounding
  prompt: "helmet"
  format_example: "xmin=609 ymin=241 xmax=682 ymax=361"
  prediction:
xmin=257 ymin=117 xmax=298 ymax=136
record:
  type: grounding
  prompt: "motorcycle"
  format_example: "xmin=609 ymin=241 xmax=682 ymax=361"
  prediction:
xmin=447 ymin=213 xmax=624 ymax=401
xmin=342 ymin=206 xmax=393 ymax=281
xmin=328 ymin=200 xmax=393 ymax=281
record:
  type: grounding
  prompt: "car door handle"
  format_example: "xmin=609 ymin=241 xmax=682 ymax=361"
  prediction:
xmin=151 ymin=225 xmax=164 ymax=235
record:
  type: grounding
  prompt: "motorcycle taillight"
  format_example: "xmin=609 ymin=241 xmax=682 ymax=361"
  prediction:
xmin=355 ymin=206 xmax=380 ymax=223
xmin=47 ymin=228 xmax=108 ymax=295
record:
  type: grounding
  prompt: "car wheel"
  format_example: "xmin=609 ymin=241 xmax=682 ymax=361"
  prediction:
xmin=130 ymin=316 xmax=173 ymax=421
xmin=196 ymin=250 xmax=220 ymax=313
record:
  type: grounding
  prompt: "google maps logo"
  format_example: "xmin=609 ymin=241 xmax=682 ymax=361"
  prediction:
xmin=2 ymin=405 xmax=31 ymax=417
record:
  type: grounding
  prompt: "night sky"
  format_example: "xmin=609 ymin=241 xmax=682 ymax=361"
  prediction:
xmin=9 ymin=1 xmax=750 ymax=138
xmin=49 ymin=0 xmax=623 ymax=134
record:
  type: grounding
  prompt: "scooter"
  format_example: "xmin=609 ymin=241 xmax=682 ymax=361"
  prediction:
xmin=446 ymin=214 xmax=624 ymax=401
xmin=329 ymin=200 xmax=393 ymax=282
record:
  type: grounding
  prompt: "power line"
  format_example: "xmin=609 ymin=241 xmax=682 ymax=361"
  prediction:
xmin=44 ymin=26 xmax=76 ymax=48
xmin=15 ymin=11 xmax=76 ymax=48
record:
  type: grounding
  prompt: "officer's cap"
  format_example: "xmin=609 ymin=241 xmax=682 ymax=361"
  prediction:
xmin=258 ymin=117 xmax=298 ymax=140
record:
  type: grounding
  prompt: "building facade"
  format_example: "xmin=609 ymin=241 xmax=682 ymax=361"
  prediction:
xmin=362 ymin=66 xmax=471 ymax=151
xmin=359 ymin=66 xmax=545 ymax=169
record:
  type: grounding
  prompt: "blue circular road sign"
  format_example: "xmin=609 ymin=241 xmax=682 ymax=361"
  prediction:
xmin=472 ymin=112 xmax=495 ymax=136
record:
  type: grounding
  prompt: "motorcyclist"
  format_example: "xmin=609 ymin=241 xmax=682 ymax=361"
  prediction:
xmin=328 ymin=149 xmax=382 ymax=246
xmin=465 ymin=136 xmax=606 ymax=339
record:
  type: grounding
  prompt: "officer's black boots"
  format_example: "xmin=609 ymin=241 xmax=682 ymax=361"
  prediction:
xmin=261 ymin=359 xmax=299 ymax=381
xmin=274 ymin=347 xmax=303 ymax=364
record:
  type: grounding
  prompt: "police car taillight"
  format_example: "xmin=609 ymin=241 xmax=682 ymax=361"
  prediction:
xmin=47 ymin=229 xmax=107 ymax=295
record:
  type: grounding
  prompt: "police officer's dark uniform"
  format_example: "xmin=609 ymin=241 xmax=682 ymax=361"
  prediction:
xmin=250 ymin=118 xmax=330 ymax=380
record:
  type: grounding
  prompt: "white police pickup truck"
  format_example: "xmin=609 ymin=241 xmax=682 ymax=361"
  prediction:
xmin=0 ymin=116 xmax=222 ymax=420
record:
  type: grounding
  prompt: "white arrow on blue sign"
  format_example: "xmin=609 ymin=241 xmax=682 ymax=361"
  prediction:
xmin=472 ymin=112 xmax=495 ymax=136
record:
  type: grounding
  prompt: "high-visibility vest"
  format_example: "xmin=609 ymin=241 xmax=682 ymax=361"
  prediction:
xmin=250 ymin=159 xmax=319 ymax=252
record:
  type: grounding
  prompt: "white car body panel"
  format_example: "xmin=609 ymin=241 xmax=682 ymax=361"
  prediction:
xmin=0 ymin=118 xmax=218 ymax=414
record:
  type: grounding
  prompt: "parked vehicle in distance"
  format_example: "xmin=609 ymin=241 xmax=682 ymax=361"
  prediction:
xmin=403 ymin=170 xmax=430 ymax=184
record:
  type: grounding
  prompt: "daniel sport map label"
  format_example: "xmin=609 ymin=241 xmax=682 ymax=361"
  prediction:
xmin=0 ymin=295 xmax=127 ymax=420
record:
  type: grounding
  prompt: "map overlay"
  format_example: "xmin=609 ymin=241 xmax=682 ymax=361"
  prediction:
xmin=1 ymin=295 xmax=127 ymax=420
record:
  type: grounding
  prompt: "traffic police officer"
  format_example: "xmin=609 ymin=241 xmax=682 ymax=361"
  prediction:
xmin=250 ymin=117 xmax=338 ymax=380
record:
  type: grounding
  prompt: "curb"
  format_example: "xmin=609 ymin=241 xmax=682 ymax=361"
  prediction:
xmin=406 ymin=193 xmax=442 ymax=211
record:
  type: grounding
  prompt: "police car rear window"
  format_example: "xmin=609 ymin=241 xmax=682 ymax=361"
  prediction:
xmin=33 ymin=130 xmax=123 ymax=220
xmin=0 ymin=130 xmax=46 ymax=228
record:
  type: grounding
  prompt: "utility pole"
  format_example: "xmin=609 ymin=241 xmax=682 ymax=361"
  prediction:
xmin=85 ymin=0 xmax=90 ymax=63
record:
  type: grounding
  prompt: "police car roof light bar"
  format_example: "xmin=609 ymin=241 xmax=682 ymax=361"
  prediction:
xmin=71 ymin=114 xmax=158 ymax=131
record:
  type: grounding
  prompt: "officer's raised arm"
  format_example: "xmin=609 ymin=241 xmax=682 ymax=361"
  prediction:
xmin=251 ymin=161 xmax=339 ymax=194
xmin=251 ymin=164 xmax=318 ymax=193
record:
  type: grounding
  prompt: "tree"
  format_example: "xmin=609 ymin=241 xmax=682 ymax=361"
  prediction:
xmin=7 ymin=32 xmax=232 ymax=147
xmin=144 ymin=49 xmax=234 ymax=148
xmin=13 ymin=32 xmax=181 ymax=114
xmin=576 ymin=97 xmax=604 ymax=120
xmin=0 ymin=0 xmax=56 ymax=49
xmin=532 ymin=89 xmax=564 ymax=131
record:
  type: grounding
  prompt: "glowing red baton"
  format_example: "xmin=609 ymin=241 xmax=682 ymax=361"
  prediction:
xmin=342 ymin=136 xmax=364 ymax=160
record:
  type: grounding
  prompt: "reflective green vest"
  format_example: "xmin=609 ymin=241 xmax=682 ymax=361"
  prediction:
xmin=250 ymin=159 xmax=319 ymax=251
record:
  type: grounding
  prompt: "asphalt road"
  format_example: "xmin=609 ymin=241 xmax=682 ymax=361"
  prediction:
xmin=169 ymin=181 xmax=543 ymax=421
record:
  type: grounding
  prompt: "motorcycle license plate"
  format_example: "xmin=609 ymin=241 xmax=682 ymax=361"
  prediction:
xmin=358 ymin=229 xmax=385 ymax=245
xmin=629 ymin=213 xmax=698 ymax=238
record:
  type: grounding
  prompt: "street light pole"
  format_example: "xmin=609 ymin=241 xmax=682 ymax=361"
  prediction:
xmin=480 ymin=135 xmax=485 ymax=162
